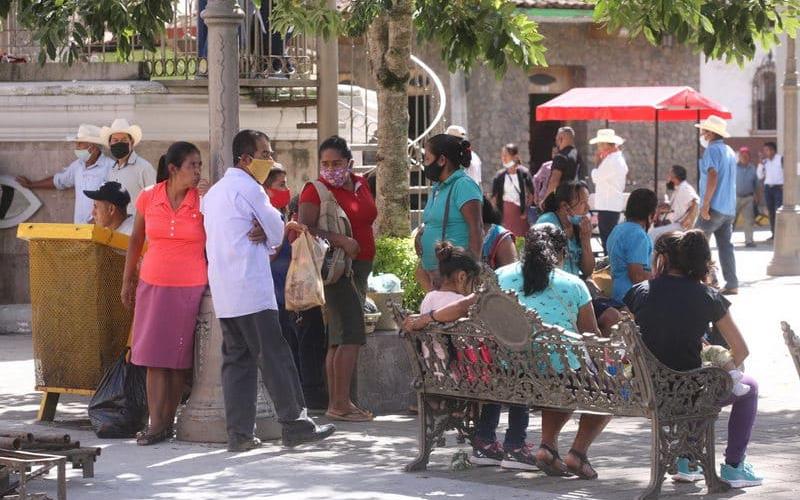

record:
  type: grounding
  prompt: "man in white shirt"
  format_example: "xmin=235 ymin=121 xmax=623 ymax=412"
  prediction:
xmin=446 ymin=125 xmax=482 ymax=185
xmin=589 ymin=129 xmax=628 ymax=252
xmin=649 ymin=165 xmax=700 ymax=244
xmin=757 ymin=141 xmax=783 ymax=239
xmin=83 ymin=181 xmax=134 ymax=235
xmin=201 ymin=129 xmax=335 ymax=452
xmin=101 ymin=118 xmax=156 ymax=215
xmin=16 ymin=124 xmax=114 ymax=224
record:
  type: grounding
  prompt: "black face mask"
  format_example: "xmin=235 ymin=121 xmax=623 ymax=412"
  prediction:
xmin=423 ymin=160 xmax=444 ymax=182
xmin=110 ymin=142 xmax=131 ymax=160
xmin=666 ymin=181 xmax=675 ymax=191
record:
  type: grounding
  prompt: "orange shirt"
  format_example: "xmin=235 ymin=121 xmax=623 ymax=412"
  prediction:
xmin=136 ymin=182 xmax=208 ymax=287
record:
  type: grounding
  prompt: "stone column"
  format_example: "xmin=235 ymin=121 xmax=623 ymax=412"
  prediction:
xmin=176 ymin=292 xmax=281 ymax=443
xmin=316 ymin=0 xmax=339 ymax=143
xmin=202 ymin=0 xmax=244 ymax=182
xmin=768 ymin=36 xmax=800 ymax=276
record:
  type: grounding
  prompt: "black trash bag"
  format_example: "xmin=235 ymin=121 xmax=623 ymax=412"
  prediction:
xmin=88 ymin=350 xmax=148 ymax=438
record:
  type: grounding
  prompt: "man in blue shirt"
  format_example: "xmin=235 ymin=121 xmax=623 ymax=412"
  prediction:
xmin=607 ymin=189 xmax=658 ymax=302
xmin=735 ymin=147 xmax=759 ymax=248
xmin=695 ymin=115 xmax=739 ymax=295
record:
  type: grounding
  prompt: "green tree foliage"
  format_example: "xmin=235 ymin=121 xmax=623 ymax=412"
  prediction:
xmin=0 ymin=0 xmax=174 ymax=64
xmin=271 ymin=0 xmax=547 ymax=77
xmin=594 ymin=0 xmax=800 ymax=65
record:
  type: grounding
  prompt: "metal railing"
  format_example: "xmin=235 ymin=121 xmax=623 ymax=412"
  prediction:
xmin=337 ymin=37 xmax=447 ymax=229
xmin=0 ymin=0 xmax=317 ymax=82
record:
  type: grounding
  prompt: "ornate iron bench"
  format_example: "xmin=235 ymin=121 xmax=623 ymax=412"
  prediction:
xmin=781 ymin=322 xmax=800 ymax=380
xmin=395 ymin=271 xmax=732 ymax=500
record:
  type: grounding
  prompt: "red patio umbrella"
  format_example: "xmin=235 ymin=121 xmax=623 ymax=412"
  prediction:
xmin=535 ymin=86 xmax=733 ymax=187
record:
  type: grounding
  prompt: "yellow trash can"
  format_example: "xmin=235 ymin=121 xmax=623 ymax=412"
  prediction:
xmin=17 ymin=223 xmax=133 ymax=421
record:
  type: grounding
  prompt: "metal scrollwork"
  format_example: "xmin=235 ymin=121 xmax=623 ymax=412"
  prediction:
xmin=393 ymin=279 xmax=732 ymax=499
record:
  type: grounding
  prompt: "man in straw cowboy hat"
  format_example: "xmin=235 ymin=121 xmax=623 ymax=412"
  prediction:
xmin=17 ymin=124 xmax=115 ymax=224
xmin=695 ymin=114 xmax=739 ymax=295
xmin=589 ymin=128 xmax=628 ymax=251
xmin=101 ymin=118 xmax=156 ymax=215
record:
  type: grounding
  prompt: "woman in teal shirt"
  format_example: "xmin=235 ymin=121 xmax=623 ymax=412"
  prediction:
xmin=419 ymin=134 xmax=483 ymax=288
xmin=535 ymin=181 xmax=595 ymax=278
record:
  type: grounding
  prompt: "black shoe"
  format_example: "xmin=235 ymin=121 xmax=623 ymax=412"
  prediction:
xmin=227 ymin=436 xmax=262 ymax=452
xmin=745 ymin=242 xmax=756 ymax=248
xmin=282 ymin=423 xmax=336 ymax=447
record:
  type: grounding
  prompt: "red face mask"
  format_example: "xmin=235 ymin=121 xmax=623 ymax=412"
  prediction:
xmin=268 ymin=187 xmax=291 ymax=209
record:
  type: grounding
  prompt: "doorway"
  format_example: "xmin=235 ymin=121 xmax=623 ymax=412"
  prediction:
xmin=529 ymin=93 xmax=562 ymax=173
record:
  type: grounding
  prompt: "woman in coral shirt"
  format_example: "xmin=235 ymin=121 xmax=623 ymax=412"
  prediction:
xmin=121 ymin=141 xmax=207 ymax=445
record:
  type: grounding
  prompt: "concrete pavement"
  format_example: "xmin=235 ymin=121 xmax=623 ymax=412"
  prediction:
xmin=1 ymin=229 xmax=799 ymax=499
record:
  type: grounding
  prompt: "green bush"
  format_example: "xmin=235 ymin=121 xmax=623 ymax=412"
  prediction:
xmin=372 ymin=236 xmax=425 ymax=312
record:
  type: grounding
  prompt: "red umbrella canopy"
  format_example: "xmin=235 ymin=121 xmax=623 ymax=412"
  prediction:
xmin=535 ymin=86 xmax=733 ymax=122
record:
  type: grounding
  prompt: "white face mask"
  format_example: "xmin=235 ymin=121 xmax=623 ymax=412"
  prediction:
xmin=74 ymin=148 xmax=92 ymax=161
xmin=699 ymin=136 xmax=709 ymax=149
xmin=503 ymin=160 xmax=516 ymax=169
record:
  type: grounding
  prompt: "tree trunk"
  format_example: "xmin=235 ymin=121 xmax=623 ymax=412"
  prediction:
xmin=367 ymin=0 xmax=412 ymax=237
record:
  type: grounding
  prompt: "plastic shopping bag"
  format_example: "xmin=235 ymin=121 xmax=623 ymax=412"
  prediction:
xmin=88 ymin=349 xmax=148 ymax=438
xmin=285 ymin=232 xmax=326 ymax=311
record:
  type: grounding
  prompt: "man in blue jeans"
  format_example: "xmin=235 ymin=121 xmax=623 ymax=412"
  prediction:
xmin=695 ymin=115 xmax=739 ymax=295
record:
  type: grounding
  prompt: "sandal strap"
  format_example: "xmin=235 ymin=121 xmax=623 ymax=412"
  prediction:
xmin=539 ymin=443 xmax=561 ymax=460
xmin=568 ymin=447 xmax=591 ymax=465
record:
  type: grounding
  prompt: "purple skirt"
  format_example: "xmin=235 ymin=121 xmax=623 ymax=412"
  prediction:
xmin=131 ymin=281 xmax=206 ymax=369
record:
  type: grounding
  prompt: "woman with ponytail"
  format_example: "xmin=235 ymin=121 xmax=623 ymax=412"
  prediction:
xmin=418 ymin=133 xmax=483 ymax=289
xmin=624 ymin=230 xmax=762 ymax=488
xmin=405 ymin=225 xmax=608 ymax=479
xmin=122 ymin=141 xmax=207 ymax=445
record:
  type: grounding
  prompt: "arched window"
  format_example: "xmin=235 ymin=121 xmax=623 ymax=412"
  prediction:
xmin=753 ymin=53 xmax=777 ymax=133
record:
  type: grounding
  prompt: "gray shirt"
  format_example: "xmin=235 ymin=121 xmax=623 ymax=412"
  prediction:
xmin=736 ymin=163 xmax=758 ymax=197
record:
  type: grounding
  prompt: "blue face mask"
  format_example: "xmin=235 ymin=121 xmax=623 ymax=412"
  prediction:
xmin=569 ymin=215 xmax=583 ymax=225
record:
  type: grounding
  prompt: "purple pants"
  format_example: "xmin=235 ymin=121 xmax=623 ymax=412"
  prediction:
xmin=720 ymin=374 xmax=758 ymax=464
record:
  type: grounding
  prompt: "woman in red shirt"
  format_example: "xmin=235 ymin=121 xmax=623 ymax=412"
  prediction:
xmin=299 ymin=136 xmax=377 ymax=422
xmin=121 ymin=141 xmax=207 ymax=445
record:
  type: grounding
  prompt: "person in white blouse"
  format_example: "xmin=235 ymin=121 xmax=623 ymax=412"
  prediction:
xmin=201 ymin=129 xmax=335 ymax=452
xmin=589 ymin=129 xmax=628 ymax=251
xmin=648 ymin=165 xmax=700 ymax=244
xmin=757 ymin=141 xmax=783 ymax=239
xmin=16 ymin=124 xmax=114 ymax=224
xmin=101 ymin=118 xmax=156 ymax=215
xmin=446 ymin=125 xmax=482 ymax=185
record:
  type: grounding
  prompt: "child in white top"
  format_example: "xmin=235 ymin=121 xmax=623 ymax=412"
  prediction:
xmin=415 ymin=242 xmax=482 ymax=377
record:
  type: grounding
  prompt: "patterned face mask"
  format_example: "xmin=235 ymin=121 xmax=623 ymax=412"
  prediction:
xmin=320 ymin=166 xmax=350 ymax=187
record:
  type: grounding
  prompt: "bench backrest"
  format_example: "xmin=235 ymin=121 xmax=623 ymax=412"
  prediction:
xmin=782 ymin=321 xmax=800 ymax=380
xmin=398 ymin=268 xmax=731 ymax=421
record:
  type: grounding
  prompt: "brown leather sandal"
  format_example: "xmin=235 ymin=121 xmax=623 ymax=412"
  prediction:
xmin=566 ymin=448 xmax=598 ymax=480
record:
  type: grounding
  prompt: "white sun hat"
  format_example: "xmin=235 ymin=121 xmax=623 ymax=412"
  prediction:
xmin=589 ymin=128 xmax=625 ymax=145
xmin=101 ymin=118 xmax=143 ymax=146
xmin=694 ymin=115 xmax=730 ymax=138
xmin=66 ymin=124 xmax=106 ymax=146
xmin=446 ymin=125 xmax=467 ymax=139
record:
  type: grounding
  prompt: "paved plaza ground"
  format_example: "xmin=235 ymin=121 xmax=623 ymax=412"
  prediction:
xmin=1 ymin=228 xmax=799 ymax=499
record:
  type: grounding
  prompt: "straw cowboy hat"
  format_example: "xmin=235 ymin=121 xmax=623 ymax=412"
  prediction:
xmin=66 ymin=124 xmax=106 ymax=146
xmin=589 ymin=129 xmax=625 ymax=145
xmin=446 ymin=125 xmax=468 ymax=139
xmin=694 ymin=115 xmax=730 ymax=138
xmin=101 ymin=118 xmax=143 ymax=146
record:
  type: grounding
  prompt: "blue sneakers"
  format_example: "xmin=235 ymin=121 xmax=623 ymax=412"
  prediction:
xmin=672 ymin=457 xmax=705 ymax=483
xmin=720 ymin=460 xmax=763 ymax=488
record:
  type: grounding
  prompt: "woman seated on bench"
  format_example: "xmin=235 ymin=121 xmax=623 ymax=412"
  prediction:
xmin=404 ymin=225 xmax=610 ymax=479
xmin=624 ymin=230 xmax=762 ymax=488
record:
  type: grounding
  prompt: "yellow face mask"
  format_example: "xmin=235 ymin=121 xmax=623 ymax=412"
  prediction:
xmin=245 ymin=158 xmax=273 ymax=184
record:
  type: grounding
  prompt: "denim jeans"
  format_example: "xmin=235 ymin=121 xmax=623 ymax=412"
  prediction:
xmin=765 ymin=184 xmax=783 ymax=236
xmin=696 ymin=209 xmax=738 ymax=289
xmin=475 ymin=403 xmax=529 ymax=448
